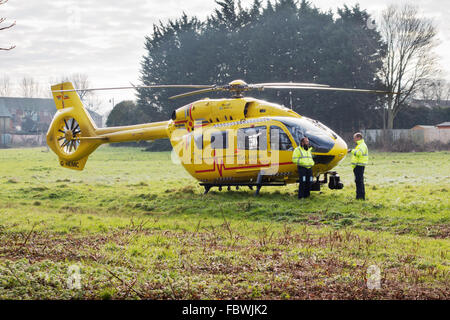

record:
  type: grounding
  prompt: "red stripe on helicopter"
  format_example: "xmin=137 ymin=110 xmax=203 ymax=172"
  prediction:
xmin=195 ymin=160 xmax=293 ymax=176
xmin=194 ymin=123 xmax=209 ymax=128
xmin=189 ymin=104 xmax=193 ymax=121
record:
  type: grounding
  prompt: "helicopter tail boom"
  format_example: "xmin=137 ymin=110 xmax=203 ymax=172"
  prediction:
xmin=47 ymin=82 xmax=169 ymax=171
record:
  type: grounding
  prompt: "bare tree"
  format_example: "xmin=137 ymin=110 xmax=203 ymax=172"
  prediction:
xmin=378 ymin=4 xmax=439 ymax=129
xmin=0 ymin=75 xmax=11 ymax=96
xmin=85 ymin=94 xmax=103 ymax=114
xmin=58 ymin=73 xmax=92 ymax=102
xmin=417 ymin=79 xmax=434 ymax=101
xmin=430 ymin=79 xmax=450 ymax=103
xmin=417 ymin=79 xmax=450 ymax=104
xmin=0 ymin=0 xmax=15 ymax=51
xmin=20 ymin=77 xmax=41 ymax=98
xmin=70 ymin=73 xmax=92 ymax=102
xmin=446 ymin=84 xmax=450 ymax=102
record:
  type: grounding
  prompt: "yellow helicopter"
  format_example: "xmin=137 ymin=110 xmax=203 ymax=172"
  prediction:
xmin=47 ymin=80 xmax=390 ymax=195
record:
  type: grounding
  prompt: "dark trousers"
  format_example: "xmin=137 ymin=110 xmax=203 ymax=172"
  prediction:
xmin=298 ymin=166 xmax=313 ymax=199
xmin=353 ymin=165 xmax=365 ymax=200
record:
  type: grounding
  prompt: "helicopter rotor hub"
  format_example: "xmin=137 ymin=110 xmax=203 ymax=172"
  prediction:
xmin=226 ymin=80 xmax=250 ymax=98
xmin=64 ymin=130 xmax=74 ymax=141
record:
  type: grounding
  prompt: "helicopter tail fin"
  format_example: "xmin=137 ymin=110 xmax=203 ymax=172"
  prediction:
xmin=46 ymin=82 xmax=102 ymax=171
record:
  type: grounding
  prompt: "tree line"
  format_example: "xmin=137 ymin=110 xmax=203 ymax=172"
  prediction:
xmin=2 ymin=0 xmax=447 ymax=135
xmin=0 ymin=74 xmax=104 ymax=113
xmin=107 ymin=0 xmax=446 ymax=139
xmin=130 ymin=0 xmax=386 ymax=134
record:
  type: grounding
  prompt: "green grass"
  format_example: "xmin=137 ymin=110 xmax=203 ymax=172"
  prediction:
xmin=0 ymin=146 xmax=448 ymax=299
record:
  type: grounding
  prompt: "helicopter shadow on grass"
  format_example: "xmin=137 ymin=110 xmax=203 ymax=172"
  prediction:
xmin=153 ymin=184 xmax=366 ymax=228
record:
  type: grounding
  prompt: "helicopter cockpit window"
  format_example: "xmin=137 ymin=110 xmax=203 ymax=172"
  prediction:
xmin=282 ymin=122 xmax=304 ymax=146
xmin=270 ymin=126 xmax=293 ymax=151
xmin=210 ymin=131 xmax=228 ymax=149
xmin=237 ymin=126 xmax=267 ymax=150
xmin=277 ymin=117 xmax=335 ymax=153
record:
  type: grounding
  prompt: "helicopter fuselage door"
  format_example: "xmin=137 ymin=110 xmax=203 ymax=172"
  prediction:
xmin=236 ymin=125 xmax=269 ymax=171
xmin=268 ymin=124 xmax=295 ymax=176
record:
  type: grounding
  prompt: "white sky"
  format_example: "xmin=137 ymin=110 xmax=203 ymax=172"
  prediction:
xmin=1 ymin=0 xmax=449 ymax=114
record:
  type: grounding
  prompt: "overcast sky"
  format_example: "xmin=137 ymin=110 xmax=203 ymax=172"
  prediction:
xmin=1 ymin=0 xmax=449 ymax=113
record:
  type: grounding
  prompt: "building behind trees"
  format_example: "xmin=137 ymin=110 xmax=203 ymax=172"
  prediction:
xmin=0 ymin=97 xmax=102 ymax=148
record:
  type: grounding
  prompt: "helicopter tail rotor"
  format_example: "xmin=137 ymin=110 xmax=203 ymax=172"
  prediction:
xmin=47 ymin=82 xmax=102 ymax=171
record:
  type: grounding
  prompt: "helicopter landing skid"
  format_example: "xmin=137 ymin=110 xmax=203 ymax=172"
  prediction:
xmin=200 ymin=181 xmax=286 ymax=196
xmin=201 ymin=170 xmax=287 ymax=196
xmin=296 ymin=171 xmax=344 ymax=191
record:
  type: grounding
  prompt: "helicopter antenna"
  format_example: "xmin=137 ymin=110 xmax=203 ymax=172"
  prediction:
xmin=289 ymin=91 xmax=293 ymax=110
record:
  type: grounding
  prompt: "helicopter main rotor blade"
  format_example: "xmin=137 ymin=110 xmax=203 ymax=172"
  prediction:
xmin=50 ymin=80 xmax=399 ymax=97
xmin=258 ymin=85 xmax=397 ymax=94
xmin=169 ymin=87 xmax=223 ymax=100
xmin=52 ymin=84 xmax=214 ymax=93
xmin=251 ymin=82 xmax=330 ymax=88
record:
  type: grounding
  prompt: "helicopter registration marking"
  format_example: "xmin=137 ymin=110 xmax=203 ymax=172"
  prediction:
xmin=60 ymin=160 xmax=79 ymax=168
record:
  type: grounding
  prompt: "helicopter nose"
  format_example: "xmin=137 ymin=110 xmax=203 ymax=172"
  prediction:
xmin=334 ymin=136 xmax=348 ymax=161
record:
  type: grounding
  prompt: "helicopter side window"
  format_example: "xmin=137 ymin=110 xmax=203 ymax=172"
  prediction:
xmin=237 ymin=126 xmax=267 ymax=150
xmin=270 ymin=126 xmax=293 ymax=151
xmin=210 ymin=131 xmax=228 ymax=149
xmin=283 ymin=123 xmax=303 ymax=146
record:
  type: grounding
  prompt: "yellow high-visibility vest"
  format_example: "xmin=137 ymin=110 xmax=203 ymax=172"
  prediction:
xmin=351 ymin=139 xmax=369 ymax=168
xmin=292 ymin=146 xmax=314 ymax=169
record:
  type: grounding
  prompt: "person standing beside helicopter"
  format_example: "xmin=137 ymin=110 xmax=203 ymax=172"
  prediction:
xmin=349 ymin=132 xmax=369 ymax=200
xmin=292 ymin=137 xmax=315 ymax=199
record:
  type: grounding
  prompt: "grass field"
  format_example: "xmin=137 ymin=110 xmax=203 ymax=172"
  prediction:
xmin=0 ymin=146 xmax=448 ymax=299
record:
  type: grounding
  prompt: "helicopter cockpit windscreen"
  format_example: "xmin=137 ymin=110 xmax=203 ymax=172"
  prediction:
xmin=275 ymin=117 xmax=335 ymax=153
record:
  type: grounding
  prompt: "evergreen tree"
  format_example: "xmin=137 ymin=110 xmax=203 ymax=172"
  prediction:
xmin=106 ymin=101 xmax=142 ymax=127
xmin=131 ymin=0 xmax=387 ymax=136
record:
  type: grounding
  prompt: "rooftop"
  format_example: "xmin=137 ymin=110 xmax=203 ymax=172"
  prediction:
xmin=0 ymin=96 xmax=102 ymax=118
xmin=412 ymin=125 xmax=435 ymax=129
xmin=0 ymin=104 xmax=12 ymax=118
xmin=0 ymin=97 xmax=55 ymax=113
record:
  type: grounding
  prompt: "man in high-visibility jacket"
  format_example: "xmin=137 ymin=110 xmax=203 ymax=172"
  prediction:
xmin=292 ymin=137 xmax=315 ymax=199
xmin=349 ymin=132 xmax=369 ymax=200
